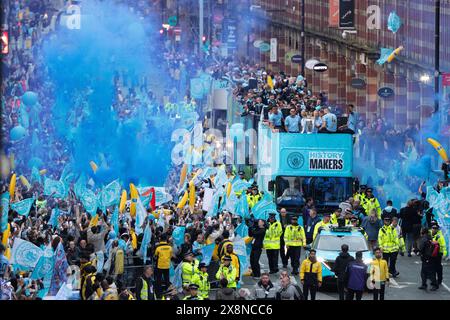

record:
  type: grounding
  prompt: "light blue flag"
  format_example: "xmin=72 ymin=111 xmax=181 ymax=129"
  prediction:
xmin=172 ymin=226 xmax=186 ymax=247
xmin=233 ymin=237 xmax=249 ymax=281
xmin=100 ymin=180 xmax=121 ymax=208
xmin=50 ymin=242 xmax=69 ymax=296
xmin=235 ymin=223 xmax=249 ymax=238
xmin=224 ymin=191 xmax=238 ymax=214
xmin=157 ymin=211 xmax=165 ymax=229
xmin=376 ymin=48 xmax=394 ymax=65
xmin=48 ymin=208 xmax=60 ymax=227
xmin=140 ymin=221 xmax=152 ymax=264
xmin=1 ymin=192 xmax=9 ymax=232
xmin=387 ymin=11 xmax=402 ymax=33
xmin=171 ymin=262 xmax=183 ymax=289
xmin=32 ymin=244 xmax=54 ymax=298
xmin=235 ymin=194 xmax=250 ymax=219
xmin=199 ymin=243 xmax=215 ymax=265
xmin=10 ymin=197 xmax=35 ymax=217
xmin=190 ymin=78 xmax=204 ymax=99
xmin=10 ymin=238 xmax=43 ymax=271
xmin=59 ymin=164 xmax=76 ymax=187
xmin=31 ymin=166 xmax=41 ymax=185
xmin=214 ymin=167 xmax=229 ymax=189
xmin=111 ymin=206 xmax=119 ymax=235
xmin=74 ymin=173 xmax=87 ymax=200
xmin=207 ymin=189 xmax=222 ymax=217
xmin=231 ymin=178 xmax=253 ymax=194
xmin=80 ymin=188 xmax=98 ymax=215
xmin=44 ymin=178 xmax=67 ymax=199
xmin=251 ymin=192 xmax=279 ymax=221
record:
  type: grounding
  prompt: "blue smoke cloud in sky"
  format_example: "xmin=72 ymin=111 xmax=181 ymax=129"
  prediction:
xmin=41 ymin=1 xmax=174 ymax=186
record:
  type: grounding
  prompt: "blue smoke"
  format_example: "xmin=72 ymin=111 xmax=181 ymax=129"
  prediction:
xmin=40 ymin=1 xmax=174 ymax=186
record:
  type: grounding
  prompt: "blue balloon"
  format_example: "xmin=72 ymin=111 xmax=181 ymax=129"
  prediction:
xmin=10 ymin=126 xmax=27 ymax=141
xmin=28 ymin=157 xmax=43 ymax=169
xmin=22 ymin=91 xmax=39 ymax=107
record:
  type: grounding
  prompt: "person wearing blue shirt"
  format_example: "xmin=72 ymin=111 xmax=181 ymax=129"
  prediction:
xmin=284 ymin=108 xmax=300 ymax=133
xmin=338 ymin=104 xmax=356 ymax=134
xmin=268 ymin=105 xmax=284 ymax=131
xmin=0 ymin=244 xmax=9 ymax=279
xmin=319 ymin=107 xmax=337 ymax=133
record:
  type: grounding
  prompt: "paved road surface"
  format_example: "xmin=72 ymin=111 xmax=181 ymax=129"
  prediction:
xmin=239 ymin=251 xmax=450 ymax=300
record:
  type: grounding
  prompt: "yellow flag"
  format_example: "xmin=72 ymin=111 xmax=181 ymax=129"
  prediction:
xmin=177 ymin=191 xmax=189 ymax=209
xmin=89 ymin=214 xmax=99 ymax=227
xmin=267 ymin=75 xmax=274 ymax=90
xmin=9 ymin=174 xmax=16 ymax=200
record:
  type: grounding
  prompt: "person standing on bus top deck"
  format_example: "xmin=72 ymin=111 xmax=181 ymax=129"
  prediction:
xmin=319 ymin=107 xmax=337 ymax=133
xmin=338 ymin=104 xmax=356 ymax=134
xmin=284 ymin=107 xmax=300 ymax=133
xmin=268 ymin=105 xmax=285 ymax=132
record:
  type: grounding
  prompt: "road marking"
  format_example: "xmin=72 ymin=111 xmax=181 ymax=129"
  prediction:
xmin=389 ymin=278 xmax=407 ymax=289
xmin=441 ymin=283 xmax=450 ymax=293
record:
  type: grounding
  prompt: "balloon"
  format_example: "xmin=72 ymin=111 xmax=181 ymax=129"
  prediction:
xmin=9 ymin=174 xmax=17 ymax=199
xmin=28 ymin=157 xmax=43 ymax=169
xmin=119 ymin=190 xmax=127 ymax=213
xmin=179 ymin=164 xmax=188 ymax=189
xmin=177 ymin=191 xmax=189 ymax=209
xmin=90 ymin=161 xmax=98 ymax=173
xmin=39 ymin=169 xmax=47 ymax=175
xmin=189 ymin=181 xmax=195 ymax=212
xmin=427 ymin=138 xmax=449 ymax=162
xmin=129 ymin=183 xmax=139 ymax=218
xmin=387 ymin=46 xmax=404 ymax=63
xmin=21 ymin=91 xmax=38 ymax=107
xmin=19 ymin=175 xmax=31 ymax=191
xmin=10 ymin=126 xmax=27 ymax=141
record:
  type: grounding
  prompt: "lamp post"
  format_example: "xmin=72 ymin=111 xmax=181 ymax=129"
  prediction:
xmin=434 ymin=0 xmax=440 ymax=113
xmin=301 ymin=0 xmax=305 ymax=76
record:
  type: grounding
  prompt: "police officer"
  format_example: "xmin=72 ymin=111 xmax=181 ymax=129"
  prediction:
xmin=430 ymin=221 xmax=448 ymax=287
xmin=183 ymin=283 xmax=204 ymax=300
xmin=353 ymin=185 xmax=367 ymax=204
xmin=363 ymin=188 xmax=382 ymax=219
xmin=192 ymin=263 xmax=210 ymax=299
xmin=248 ymin=185 xmax=262 ymax=209
xmin=216 ymin=255 xmax=237 ymax=288
xmin=264 ymin=212 xmax=283 ymax=274
xmin=284 ymin=216 xmax=306 ymax=275
xmin=378 ymin=216 xmax=400 ymax=277
xmin=313 ymin=213 xmax=332 ymax=240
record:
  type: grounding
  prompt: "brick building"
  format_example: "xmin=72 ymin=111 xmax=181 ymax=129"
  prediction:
xmin=237 ymin=0 xmax=450 ymax=130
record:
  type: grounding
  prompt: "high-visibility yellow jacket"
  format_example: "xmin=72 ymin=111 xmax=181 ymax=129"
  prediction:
xmin=378 ymin=225 xmax=399 ymax=253
xmin=154 ymin=242 xmax=172 ymax=269
xmin=432 ymin=231 xmax=448 ymax=257
xmin=313 ymin=220 xmax=331 ymax=240
xmin=284 ymin=224 xmax=306 ymax=247
xmin=182 ymin=259 xmax=199 ymax=285
xmin=215 ymin=264 xmax=237 ymax=288
xmin=370 ymin=258 xmax=389 ymax=282
xmin=300 ymin=258 xmax=322 ymax=283
xmin=363 ymin=197 xmax=381 ymax=219
xmin=264 ymin=221 xmax=282 ymax=249
xmin=221 ymin=253 xmax=240 ymax=280
xmin=183 ymin=295 xmax=204 ymax=300
xmin=192 ymin=271 xmax=210 ymax=299
xmin=353 ymin=192 xmax=366 ymax=203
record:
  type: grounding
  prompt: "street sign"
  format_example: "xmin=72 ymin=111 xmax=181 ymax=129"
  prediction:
xmin=313 ymin=63 xmax=328 ymax=72
xmin=168 ymin=16 xmax=177 ymax=27
xmin=339 ymin=0 xmax=355 ymax=29
xmin=259 ymin=42 xmax=271 ymax=52
xmin=291 ymin=55 xmax=303 ymax=64
xmin=305 ymin=59 xmax=320 ymax=70
xmin=377 ymin=87 xmax=395 ymax=98
xmin=443 ymin=73 xmax=450 ymax=87
xmin=351 ymin=78 xmax=366 ymax=89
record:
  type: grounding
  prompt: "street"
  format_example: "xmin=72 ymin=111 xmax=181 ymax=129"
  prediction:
xmin=238 ymin=251 xmax=450 ymax=300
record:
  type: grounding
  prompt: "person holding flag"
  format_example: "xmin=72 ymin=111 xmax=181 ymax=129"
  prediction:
xmin=263 ymin=213 xmax=282 ymax=274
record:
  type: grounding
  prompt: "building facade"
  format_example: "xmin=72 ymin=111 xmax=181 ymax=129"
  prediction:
xmin=239 ymin=0 xmax=450 ymax=130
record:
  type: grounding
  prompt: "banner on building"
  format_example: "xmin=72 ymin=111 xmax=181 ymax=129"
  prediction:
xmin=443 ymin=73 xmax=450 ymax=87
xmin=339 ymin=0 xmax=355 ymax=29
xmin=270 ymin=38 xmax=277 ymax=62
xmin=329 ymin=0 xmax=340 ymax=27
